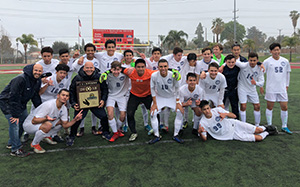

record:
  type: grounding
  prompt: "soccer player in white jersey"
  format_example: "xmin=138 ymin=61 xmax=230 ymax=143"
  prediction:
xmin=122 ymin=49 xmax=136 ymax=68
xmin=36 ymin=47 xmax=59 ymax=74
xmin=73 ymin=44 xmax=102 ymax=136
xmin=263 ymin=43 xmax=292 ymax=134
xmin=235 ymin=52 xmax=264 ymax=126
xmin=105 ymin=61 xmax=130 ymax=142
xmin=160 ymin=47 xmax=187 ymax=132
xmin=199 ymin=62 xmax=227 ymax=108
xmin=149 ymin=59 xmax=184 ymax=144
xmin=198 ymin=100 xmax=277 ymax=142
xmin=144 ymin=48 xmax=162 ymax=70
xmin=178 ymin=73 xmax=204 ymax=135
xmin=195 ymin=47 xmax=218 ymax=83
xmin=23 ymin=89 xmax=83 ymax=153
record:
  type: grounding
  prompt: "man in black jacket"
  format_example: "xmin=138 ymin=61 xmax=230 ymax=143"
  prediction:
xmin=0 ymin=64 xmax=43 ymax=157
xmin=67 ymin=61 xmax=110 ymax=146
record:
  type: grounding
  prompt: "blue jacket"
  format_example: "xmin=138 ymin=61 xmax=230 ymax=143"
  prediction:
xmin=0 ymin=64 xmax=42 ymax=118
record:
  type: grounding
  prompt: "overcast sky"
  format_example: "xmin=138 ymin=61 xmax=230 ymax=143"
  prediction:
xmin=1 ymin=0 xmax=300 ymax=51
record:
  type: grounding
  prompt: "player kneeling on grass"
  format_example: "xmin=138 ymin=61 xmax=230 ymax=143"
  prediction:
xmin=198 ymin=100 xmax=278 ymax=142
xmin=23 ymin=89 xmax=83 ymax=153
xmin=106 ymin=61 xmax=130 ymax=142
xmin=149 ymin=59 xmax=184 ymax=144
xmin=179 ymin=73 xmax=204 ymax=136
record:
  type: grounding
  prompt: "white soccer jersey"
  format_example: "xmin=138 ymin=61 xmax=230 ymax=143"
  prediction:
xmin=195 ymin=59 xmax=219 ymax=75
xmin=94 ymin=51 xmax=123 ymax=73
xmin=107 ymin=73 xmax=130 ymax=97
xmin=200 ymin=72 xmax=227 ymax=95
xmin=151 ymin=71 xmax=179 ymax=98
xmin=200 ymin=107 xmax=235 ymax=140
xmin=162 ymin=54 xmax=188 ymax=72
xmin=25 ymin=99 xmax=68 ymax=128
xmin=236 ymin=61 xmax=264 ymax=93
xmin=179 ymin=61 xmax=196 ymax=86
xmin=263 ymin=56 xmax=291 ymax=94
xmin=145 ymin=58 xmax=159 ymax=70
xmin=40 ymin=73 xmax=69 ymax=102
xmin=72 ymin=57 xmax=100 ymax=73
xmin=36 ymin=59 xmax=59 ymax=74
xmin=179 ymin=84 xmax=204 ymax=107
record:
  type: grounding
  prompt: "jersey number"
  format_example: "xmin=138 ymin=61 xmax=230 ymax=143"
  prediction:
xmin=274 ymin=67 xmax=283 ymax=73
xmin=246 ymin=73 xmax=253 ymax=80
xmin=213 ymin=123 xmax=222 ymax=131
xmin=116 ymin=82 xmax=121 ymax=87
xmin=161 ymin=85 xmax=169 ymax=90
xmin=51 ymin=88 xmax=59 ymax=94
xmin=209 ymin=85 xmax=216 ymax=89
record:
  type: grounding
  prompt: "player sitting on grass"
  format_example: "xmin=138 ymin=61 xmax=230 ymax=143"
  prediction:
xmin=23 ymin=89 xmax=82 ymax=153
xmin=198 ymin=100 xmax=278 ymax=142
xmin=149 ymin=59 xmax=184 ymax=144
xmin=105 ymin=61 xmax=130 ymax=142
xmin=262 ymin=43 xmax=292 ymax=134
xmin=178 ymin=73 xmax=204 ymax=136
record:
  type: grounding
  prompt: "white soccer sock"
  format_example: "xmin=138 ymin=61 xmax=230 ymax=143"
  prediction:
xmin=254 ymin=110 xmax=261 ymax=126
xmin=91 ymin=113 xmax=97 ymax=127
xmin=141 ymin=104 xmax=148 ymax=126
xmin=281 ymin=110 xmax=288 ymax=128
xmin=266 ymin=109 xmax=273 ymax=125
xmin=258 ymin=126 xmax=266 ymax=131
xmin=164 ymin=108 xmax=170 ymax=127
xmin=193 ymin=114 xmax=202 ymax=130
xmin=240 ymin=110 xmax=246 ymax=122
xmin=79 ymin=118 xmax=85 ymax=128
xmin=108 ymin=119 xmax=117 ymax=133
xmin=174 ymin=111 xmax=183 ymax=136
xmin=117 ymin=118 xmax=123 ymax=130
xmin=184 ymin=107 xmax=189 ymax=122
xmin=150 ymin=112 xmax=160 ymax=137
xmin=32 ymin=130 xmax=47 ymax=145
xmin=258 ymin=131 xmax=269 ymax=140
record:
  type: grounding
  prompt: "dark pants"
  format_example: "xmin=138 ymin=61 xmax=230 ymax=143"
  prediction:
xmin=70 ymin=107 xmax=109 ymax=137
xmin=223 ymin=89 xmax=239 ymax=120
xmin=127 ymin=93 xmax=152 ymax=133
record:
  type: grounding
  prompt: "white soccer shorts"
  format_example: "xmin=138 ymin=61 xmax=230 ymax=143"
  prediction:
xmin=265 ymin=93 xmax=288 ymax=102
xmin=238 ymin=89 xmax=260 ymax=104
xmin=106 ymin=96 xmax=128 ymax=111
xmin=232 ymin=120 xmax=256 ymax=142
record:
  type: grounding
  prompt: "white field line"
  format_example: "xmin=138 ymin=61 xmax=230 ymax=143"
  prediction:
xmin=0 ymin=131 xmax=298 ymax=157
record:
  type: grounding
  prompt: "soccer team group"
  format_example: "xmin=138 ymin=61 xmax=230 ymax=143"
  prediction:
xmin=0 ymin=39 xmax=291 ymax=157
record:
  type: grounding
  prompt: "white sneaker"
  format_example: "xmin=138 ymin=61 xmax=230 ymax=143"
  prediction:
xmin=129 ymin=133 xmax=138 ymax=142
xmin=42 ymin=137 xmax=57 ymax=145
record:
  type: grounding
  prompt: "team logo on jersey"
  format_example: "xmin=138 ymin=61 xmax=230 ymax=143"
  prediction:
xmin=180 ymin=61 xmax=184 ymax=65
xmin=215 ymin=80 xmax=220 ymax=85
xmin=94 ymin=62 xmax=98 ymax=67
xmin=253 ymin=72 xmax=258 ymax=76
xmin=215 ymin=116 xmax=221 ymax=122
xmin=113 ymin=58 xmax=118 ymax=61
xmin=120 ymin=76 xmax=125 ymax=81
xmin=153 ymin=67 xmax=157 ymax=70
xmin=59 ymin=110 xmax=62 ymax=115
xmin=193 ymin=94 xmax=199 ymax=98
xmin=281 ymin=61 xmax=286 ymax=66
xmin=167 ymin=78 xmax=172 ymax=84
xmin=58 ymin=83 xmax=64 ymax=88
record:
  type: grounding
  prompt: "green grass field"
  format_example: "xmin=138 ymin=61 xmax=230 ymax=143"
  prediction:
xmin=0 ymin=69 xmax=299 ymax=186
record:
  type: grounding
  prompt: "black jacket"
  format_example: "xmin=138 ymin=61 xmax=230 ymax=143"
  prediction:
xmin=239 ymin=55 xmax=248 ymax=62
xmin=69 ymin=66 xmax=108 ymax=108
xmin=0 ymin=64 xmax=42 ymax=117
xmin=223 ymin=65 xmax=240 ymax=91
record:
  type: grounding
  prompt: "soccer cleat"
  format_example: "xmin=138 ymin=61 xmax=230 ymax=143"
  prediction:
xmin=42 ymin=137 xmax=57 ymax=145
xmin=6 ymin=144 xmax=12 ymax=149
xmin=173 ymin=135 xmax=184 ymax=144
xmin=52 ymin=135 xmax=64 ymax=143
xmin=145 ymin=124 xmax=152 ymax=132
xmin=21 ymin=133 xmax=29 ymax=143
xmin=192 ymin=128 xmax=199 ymax=136
xmin=159 ymin=124 xmax=164 ymax=130
xmin=76 ymin=128 xmax=84 ymax=137
xmin=147 ymin=129 xmax=154 ymax=135
xmin=162 ymin=126 xmax=169 ymax=133
xmin=183 ymin=121 xmax=188 ymax=129
xmin=129 ymin=133 xmax=138 ymax=142
xmin=118 ymin=130 xmax=125 ymax=137
xmin=281 ymin=127 xmax=293 ymax=135
xmin=265 ymin=125 xmax=278 ymax=135
xmin=148 ymin=136 xmax=161 ymax=144
xmin=66 ymin=136 xmax=75 ymax=146
xmin=91 ymin=126 xmax=98 ymax=135
xmin=109 ymin=132 xmax=120 ymax=142
xmin=123 ymin=124 xmax=128 ymax=132
xmin=96 ymin=127 xmax=103 ymax=135
xmin=102 ymin=132 xmax=112 ymax=140
xmin=10 ymin=149 xmax=30 ymax=157
xmin=31 ymin=143 xmax=46 ymax=154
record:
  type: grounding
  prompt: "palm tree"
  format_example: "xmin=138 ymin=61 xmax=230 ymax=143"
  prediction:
xmin=164 ymin=30 xmax=188 ymax=49
xmin=16 ymin=34 xmax=38 ymax=63
xmin=289 ymin=10 xmax=300 ymax=35
xmin=243 ymin=39 xmax=255 ymax=53
xmin=211 ymin=18 xmax=225 ymax=43
xmin=282 ymin=36 xmax=300 ymax=62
